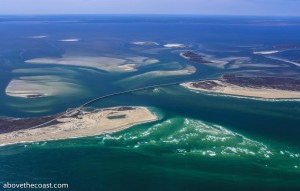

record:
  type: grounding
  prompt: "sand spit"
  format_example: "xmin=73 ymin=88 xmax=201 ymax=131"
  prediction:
xmin=0 ymin=106 xmax=157 ymax=146
xmin=25 ymin=55 xmax=159 ymax=72
xmin=181 ymin=76 xmax=300 ymax=99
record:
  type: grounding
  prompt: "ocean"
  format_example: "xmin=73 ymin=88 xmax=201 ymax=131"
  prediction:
xmin=0 ymin=15 xmax=300 ymax=190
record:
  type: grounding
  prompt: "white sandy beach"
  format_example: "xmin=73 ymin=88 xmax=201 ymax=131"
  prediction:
xmin=182 ymin=80 xmax=300 ymax=99
xmin=0 ymin=106 xmax=157 ymax=146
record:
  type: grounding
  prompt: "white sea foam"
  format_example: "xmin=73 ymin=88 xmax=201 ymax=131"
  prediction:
xmin=95 ymin=117 xmax=300 ymax=162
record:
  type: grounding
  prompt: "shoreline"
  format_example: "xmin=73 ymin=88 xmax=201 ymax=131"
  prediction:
xmin=181 ymin=76 xmax=300 ymax=99
xmin=0 ymin=106 xmax=158 ymax=146
xmin=0 ymin=118 xmax=157 ymax=147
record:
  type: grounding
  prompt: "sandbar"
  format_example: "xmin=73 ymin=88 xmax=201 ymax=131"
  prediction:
xmin=132 ymin=41 xmax=159 ymax=46
xmin=120 ymin=65 xmax=196 ymax=84
xmin=253 ymin=50 xmax=281 ymax=55
xmin=164 ymin=44 xmax=188 ymax=48
xmin=28 ymin=35 xmax=47 ymax=39
xmin=25 ymin=55 xmax=159 ymax=72
xmin=5 ymin=76 xmax=81 ymax=98
xmin=59 ymin=38 xmax=80 ymax=42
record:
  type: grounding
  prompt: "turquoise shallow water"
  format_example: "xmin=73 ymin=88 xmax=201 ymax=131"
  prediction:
xmin=0 ymin=15 xmax=300 ymax=190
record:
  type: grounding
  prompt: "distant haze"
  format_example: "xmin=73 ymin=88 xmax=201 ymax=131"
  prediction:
xmin=0 ymin=0 xmax=299 ymax=16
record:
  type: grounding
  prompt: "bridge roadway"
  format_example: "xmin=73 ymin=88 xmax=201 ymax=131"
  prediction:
xmin=28 ymin=78 xmax=212 ymax=129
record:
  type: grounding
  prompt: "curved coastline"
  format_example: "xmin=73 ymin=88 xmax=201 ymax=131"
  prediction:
xmin=181 ymin=75 xmax=300 ymax=99
xmin=0 ymin=106 xmax=158 ymax=147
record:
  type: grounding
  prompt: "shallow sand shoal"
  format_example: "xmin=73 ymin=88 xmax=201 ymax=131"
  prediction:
xmin=0 ymin=106 xmax=157 ymax=146
xmin=131 ymin=41 xmax=159 ymax=46
xmin=181 ymin=80 xmax=300 ymax=99
xmin=5 ymin=76 xmax=82 ymax=98
xmin=59 ymin=38 xmax=80 ymax=42
xmin=253 ymin=50 xmax=281 ymax=55
xmin=25 ymin=55 xmax=159 ymax=72
xmin=164 ymin=44 xmax=188 ymax=48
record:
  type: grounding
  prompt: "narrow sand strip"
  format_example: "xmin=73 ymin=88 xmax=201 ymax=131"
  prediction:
xmin=182 ymin=80 xmax=300 ymax=99
xmin=0 ymin=106 xmax=157 ymax=146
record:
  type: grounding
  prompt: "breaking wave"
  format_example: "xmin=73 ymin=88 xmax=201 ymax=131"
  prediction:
xmin=97 ymin=117 xmax=300 ymax=165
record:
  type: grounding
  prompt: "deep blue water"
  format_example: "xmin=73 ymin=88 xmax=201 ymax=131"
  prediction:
xmin=0 ymin=15 xmax=300 ymax=191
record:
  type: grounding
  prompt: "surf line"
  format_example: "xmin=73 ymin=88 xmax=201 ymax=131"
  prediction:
xmin=28 ymin=78 xmax=215 ymax=129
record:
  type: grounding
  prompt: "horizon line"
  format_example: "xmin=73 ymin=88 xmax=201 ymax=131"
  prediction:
xmin=0 ymin=13 xmax=300 ymax=18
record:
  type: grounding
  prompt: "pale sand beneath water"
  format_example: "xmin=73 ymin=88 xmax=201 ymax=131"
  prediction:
xmin=5 ymin=76 xmax=82 ymax=98
xmin=0 ymin=107 xmax=157 ymax=146
xmin=164 ymin=44 xmax=188 ymax=48
xmin=181 ymin=80 xmax=300 ymax=99
xmin=25 ymin=55 xmax=159 ymax=72
xmin=58 ymin=38 xmax=80 ymax=42
xmin=120 ymin=65 xmax=196 ymax=84
xmin=253 ymin=50 xmax=281 ymax=55
xmin=28 ymin=35 xmax=47 ymax=39
xmin=266 ymin=56 xmax=300 ymax=67
xmin=131 ymin=41 xmax=159 ymax=46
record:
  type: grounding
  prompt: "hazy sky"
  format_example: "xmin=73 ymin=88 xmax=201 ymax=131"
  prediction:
xmin=0 ymin=0 xmax=299 ymax=16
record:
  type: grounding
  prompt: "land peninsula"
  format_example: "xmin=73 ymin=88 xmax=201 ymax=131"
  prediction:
xmin=0 ymin=106 xmax=157 ymax=146
xmin=181 ymin=75 xmax=300 ymax=99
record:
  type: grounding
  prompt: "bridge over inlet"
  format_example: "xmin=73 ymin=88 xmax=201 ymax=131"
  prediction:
xmin=29 ymin=78 xmax=212 ymax=129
